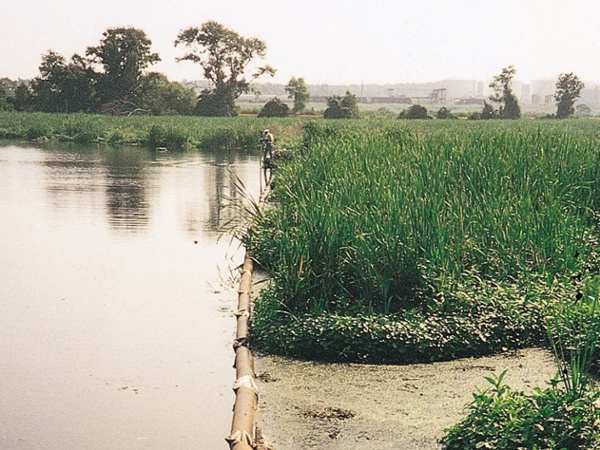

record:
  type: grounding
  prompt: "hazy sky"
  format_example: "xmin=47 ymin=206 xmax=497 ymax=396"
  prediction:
xmin=2 ymin=0 xmax=600 ymax=85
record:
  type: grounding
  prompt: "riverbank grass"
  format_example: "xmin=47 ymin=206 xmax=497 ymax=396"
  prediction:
xmin=248 ymin=120 xmax=599 ymax=366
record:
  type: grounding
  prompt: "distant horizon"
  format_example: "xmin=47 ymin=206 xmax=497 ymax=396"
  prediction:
xmin=3 ymin=73 xmax=597 ymax=86
xmin=3 ymin=1 xmax=600 ymax=89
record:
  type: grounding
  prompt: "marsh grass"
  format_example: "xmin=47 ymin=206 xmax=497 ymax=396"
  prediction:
xmin=247 ymin=120 xmax=600 ymax=366
xmin=0 ymin=111 xmax=304 ymax=151
xmin=251 ymin=121 xmax=599 ymax=317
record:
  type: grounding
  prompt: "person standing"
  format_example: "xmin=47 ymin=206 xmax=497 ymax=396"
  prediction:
xmin=262 ymin=129 xmax=274 ymax=163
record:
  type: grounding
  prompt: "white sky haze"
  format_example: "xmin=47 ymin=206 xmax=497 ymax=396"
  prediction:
xmin=2 ymin=0 xmax=600 ymax=85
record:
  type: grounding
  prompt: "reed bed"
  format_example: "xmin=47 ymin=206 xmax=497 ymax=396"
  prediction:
xmin=249 ymin=120 xmax=600 ymax=363
xmin=0 ymin=111 xmax=304 ymax=151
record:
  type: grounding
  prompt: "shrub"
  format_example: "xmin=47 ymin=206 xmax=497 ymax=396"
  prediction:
xmin=398 ymin=104 xmax=430 ymax=119
xmin=324 ymin=91 xmax=359 ymax=119
xmin=194 ymin=89 xmax=238 ymax=116
xmin=258 ymin=98 xmax=290 ymax=118
xmin=576 ymin=103 xmax=592 ymax=117
xmin=436 ymin=107 xmax=457 ymax=119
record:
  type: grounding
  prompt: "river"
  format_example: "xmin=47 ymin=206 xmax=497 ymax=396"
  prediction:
xmin=0 ymin=143 xmax=262 ymax=449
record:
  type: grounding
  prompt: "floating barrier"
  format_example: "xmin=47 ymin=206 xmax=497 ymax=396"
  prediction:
xmin=226 ymin=167 xmax=273 ymax=450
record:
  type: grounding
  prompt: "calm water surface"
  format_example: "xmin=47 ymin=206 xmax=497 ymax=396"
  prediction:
xmin=0 ymin=143 xmax=263 ymax=449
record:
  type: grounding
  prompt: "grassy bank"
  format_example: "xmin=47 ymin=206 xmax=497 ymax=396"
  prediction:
xmin=0 ymin=111 xmax=305 ymax=151
xmin=248 ymin=120 xmax=599 ymax=366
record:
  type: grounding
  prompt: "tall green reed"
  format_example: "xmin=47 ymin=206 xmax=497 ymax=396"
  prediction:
xmin=250 ymin=121 xmax=599 ymax=316
xmin=546 ymin=276 xmax=600 ymax=397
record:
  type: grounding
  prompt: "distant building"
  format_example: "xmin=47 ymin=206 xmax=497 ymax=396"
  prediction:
xmin=520 ymin=83 xmax=531 ymax=104
xmin=530 ymin=79 xmax=556 ymax=104
xmin=454 ymin=98 xmax=485 ymax=105
xmin=369 ymin=96 xmax=412 ymax=104
xmin=232 ymin=78 xmax=598 ymax=107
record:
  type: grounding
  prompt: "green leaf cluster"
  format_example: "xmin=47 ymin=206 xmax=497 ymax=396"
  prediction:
xmin=441 ymin=371 xmax=600 ymax=449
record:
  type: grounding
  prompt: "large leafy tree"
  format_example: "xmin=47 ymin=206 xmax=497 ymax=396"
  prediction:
xmin=285 ymin=76 xmax=310 ymax=114
xmin=86 ymin=27 xmax=160 ymax=107
xmin=175 ymin=21 xmax=275 ymax=116
xmin=554 ymin=72 xmax=585 ymax=119
xmin=489 ymin=66 xmax=521 ymax=119
xmin=31 ymin=51 xmax=95 ymax=112
xmin=137 ymin=73 xmax=197 ymax=115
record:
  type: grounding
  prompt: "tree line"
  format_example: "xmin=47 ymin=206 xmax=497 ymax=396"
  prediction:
xmin=0 ymin=24 xmax=586 ymax=120
xmin=397 ymin=66 xmax=586 ymax=121
xmin=0 ymin=22 xmax=311 ymax=117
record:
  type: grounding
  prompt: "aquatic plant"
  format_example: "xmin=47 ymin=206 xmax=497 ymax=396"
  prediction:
xmin=250 ymin=120 xmax=600 ymax=362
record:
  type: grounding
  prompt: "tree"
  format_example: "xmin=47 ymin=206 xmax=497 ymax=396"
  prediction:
xmin=285 ymin=77 xmax=310 ymax=114
xmin=324 ymin=91 xmax=359 ymax=119
xmin=554 ymin=72 xmax=585 ymax=119
xmin=489 ymin=66 xmax=521 ymax=119
xmin=258 ymin=97 xmax=289 ymax=117
xmin=175 ymin=21 xmax=275 ymax=116
xmin=11 ymin=84 xmax=33 ymax=112
xmin=137 ymin=73 xmax=197 ymax=115
xmin=31 ymin=51 xmax=95 ymax=112
xmin=398 ymin=104 xmax=430 ymax=119
xmin=86 ymin=27 xmax=160 ymax=107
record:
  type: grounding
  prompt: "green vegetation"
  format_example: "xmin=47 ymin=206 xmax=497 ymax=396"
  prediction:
xmin=435 ymin=106 xmax=457 ymax=120
xmin=489 ymin=66 xmax=521 ymax=119
xmin=555 ymin=72 xmax=585 ymax=119
xmin=398 ymin=104 xmax=431 ymax=119
xmin=258 ymin=98 xmax=290 ymax=118
xmin=0 ymin=111 xmax=303 ymax=151
xmin=1 ymin=22 xmax=275 ymax=117
xmin=285 ymin=77 xmax=311 ymax=114
xmin=244 ymin=118 xmax=599 ymax=447
xmin=323 ymin=91 xmax=360 ymax=119
xmin=87 ymin=27 xmax=161 ymax=108
xmin=248 ymin=120 xmax=599 ymax=366
xmin=3 ymin=112 xmax=598 ymax=446
xmin=28 ymin=27 xmax=192 ymax=116
xmin=175 ymin=21 xmax=275 ymax=117
xmin=441 ymin=369 xmax=600 ymax=449
xmin=442 ymin=281 xmax=599 ymax=448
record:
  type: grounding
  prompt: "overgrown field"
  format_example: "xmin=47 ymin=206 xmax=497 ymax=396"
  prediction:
xmin=248 ymin=120 xmax=600 ymax=368
xmin=0 ymin=111 xmax=303 ymax=151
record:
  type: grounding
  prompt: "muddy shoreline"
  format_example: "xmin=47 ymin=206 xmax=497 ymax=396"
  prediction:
xmin=255 ymin=348 xmax=558 ymax=450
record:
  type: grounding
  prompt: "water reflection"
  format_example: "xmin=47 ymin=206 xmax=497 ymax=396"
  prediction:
xmin=36 ymin=144 xmax=260 ymax=238
xmin=0 ymin=143 xmax=262 ymax=449
xmin=103 ymin=147 xmax=152 ymax=232
xmin=205 ymin=149 xmax=259 ymax=233
xmin=41 ymin=145 xmax=153 ymax=235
